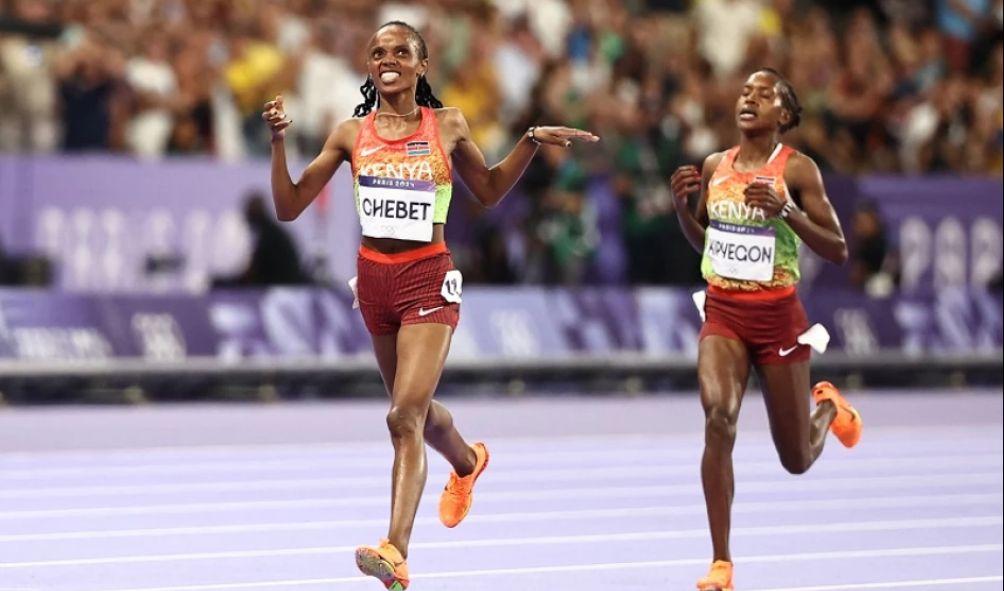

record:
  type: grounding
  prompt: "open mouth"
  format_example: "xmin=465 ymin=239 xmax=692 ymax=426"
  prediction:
xmin=379 ymin=71 xmax=401 ymax=84
xmin=738 ymin=106 xmax=757 ymax=121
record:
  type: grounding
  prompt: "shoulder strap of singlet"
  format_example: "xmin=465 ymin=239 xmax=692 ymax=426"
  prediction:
xmin=774 ymin=144 xmax=800 ymax=206
xmin=421 ymin=106 xmax=452 ymax=175
xmin=769 ymin=144 xmax=795 ymax=168
xmin=416 ymin=106 xmax=433 ymax=136
xmin=350 ymin=112 xmax=376 ymax=167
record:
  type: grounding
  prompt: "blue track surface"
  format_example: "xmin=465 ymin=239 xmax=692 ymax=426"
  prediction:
xmin=1 ymin=390 xmax=1001 ymax=590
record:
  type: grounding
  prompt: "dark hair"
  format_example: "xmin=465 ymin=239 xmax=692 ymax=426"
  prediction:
xmin=353 ymin=21 xmax=443 ymax=117
xmin=755 ymin=68 xmax=802 ymax=133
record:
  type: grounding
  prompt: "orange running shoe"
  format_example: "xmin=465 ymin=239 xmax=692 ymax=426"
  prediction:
xmin=813 ymin=381 xmax=862 ymax=448
xmin=355 ymin=539 xmax=409 ymax=590
xmin=697 ymin=560 xmax=734 ymax=591
xmin=438 ymin=441 xmax=490 ymax=528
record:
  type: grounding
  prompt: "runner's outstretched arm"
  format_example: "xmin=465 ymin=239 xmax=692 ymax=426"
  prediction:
xmin=446 ymin=108 xmax=598 ymax=208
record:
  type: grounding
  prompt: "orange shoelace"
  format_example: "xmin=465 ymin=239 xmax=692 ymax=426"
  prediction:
xmin=444 ymin=471 xmax=473 ymax=498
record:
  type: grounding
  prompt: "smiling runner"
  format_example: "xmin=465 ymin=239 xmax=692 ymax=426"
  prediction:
xmin=263 ymin=20 xmax=599 ymax=591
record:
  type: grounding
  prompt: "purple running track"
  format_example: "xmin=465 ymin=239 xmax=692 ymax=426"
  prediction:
xmin=0 ymin=389 xmax=1001 ymax=591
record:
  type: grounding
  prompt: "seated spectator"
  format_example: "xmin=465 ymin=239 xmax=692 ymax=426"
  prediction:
xmin=850 ymin=200 xmax=897 ymax=298
xmin=213 ymin=193 xmax=311 ymax=288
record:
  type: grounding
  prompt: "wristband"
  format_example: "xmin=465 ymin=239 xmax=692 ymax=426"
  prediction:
xmin=527 ymin=127 xmax=541 ymax=145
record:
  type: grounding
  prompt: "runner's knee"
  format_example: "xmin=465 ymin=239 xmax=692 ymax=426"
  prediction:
xmin=704 ymin=405 xmax=739 ymax=444
xmin=386 ymin=404 xmax=426 ymax=439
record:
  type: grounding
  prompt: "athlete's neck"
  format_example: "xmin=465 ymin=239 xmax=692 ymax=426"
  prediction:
xmin=736 ymin=132 xmax=780 ymax=170
xmin=377 ymin=92 xmax=420 ymax=119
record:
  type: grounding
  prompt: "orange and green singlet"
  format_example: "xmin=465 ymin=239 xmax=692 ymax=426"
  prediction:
xmin=701 ymin=143 xmax=801 ymax=291
xmin=351 ymin=107 xmax=453 ymax=242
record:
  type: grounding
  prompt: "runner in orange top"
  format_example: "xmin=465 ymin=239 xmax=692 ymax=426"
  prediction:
xmin=670 ymin=69 xmax=862 ymax=591
xmin=263 ymin=21 xmax=598 ymax=591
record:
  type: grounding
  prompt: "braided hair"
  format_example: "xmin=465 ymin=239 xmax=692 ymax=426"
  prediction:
xmin=755 ymin=68 xmax=802 ymax=133
xmin=353 ymin=21 xmax=443 ymax=117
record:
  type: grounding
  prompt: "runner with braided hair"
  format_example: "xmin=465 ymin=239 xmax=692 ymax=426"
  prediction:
xmin=264 ymin=21 xmax=598 ymax=590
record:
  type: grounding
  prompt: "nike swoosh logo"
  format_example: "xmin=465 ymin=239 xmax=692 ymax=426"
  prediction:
xmin=711 ymin=175 xmax=731 ymax=187
xmin=778 ymin=345 xmax=799 ymax=357
xmin=360 ymin=146 xmax=385 ymax=157
xmin=418 ymin=306 xmax=444 ymax=317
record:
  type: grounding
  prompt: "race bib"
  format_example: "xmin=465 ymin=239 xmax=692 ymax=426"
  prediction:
xmin=706 ymin=220 xmax=776 ymax=281
xmin=358 ymin=175 xmax=435 ymax=242
xmin=441 ymin=269 xmax=463 ymax=303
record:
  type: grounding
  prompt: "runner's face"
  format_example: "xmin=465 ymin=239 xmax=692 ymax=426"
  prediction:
xmin=367 ymin=26 xmax=427 ymax=97
xmin=736 ymin=72 xmax=789 ymax=133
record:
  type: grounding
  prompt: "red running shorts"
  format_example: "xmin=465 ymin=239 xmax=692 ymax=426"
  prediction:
xmin=699 ymin=285 xmax=812 ymax=365
xmin=354 ymin=242 xmax=461 ymax=336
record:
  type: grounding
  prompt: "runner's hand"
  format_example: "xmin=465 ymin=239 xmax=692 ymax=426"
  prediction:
xmin=669 ymin=165 xmax=701 ymax=207
xmin=262 ymin=95 xmax=292 ymax=141
xmin=744 ymin=182 xmax=785 ymax=217
xmin=529 ymin=127 xmax=599 ymax=147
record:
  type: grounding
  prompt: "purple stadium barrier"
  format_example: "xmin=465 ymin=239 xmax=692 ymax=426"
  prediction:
xmin=0 ymin=286 xmax=999 ymax=361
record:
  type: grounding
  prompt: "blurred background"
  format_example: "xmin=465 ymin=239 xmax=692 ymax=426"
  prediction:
xmin=0 ymin=0 xmax=1001 ymax=402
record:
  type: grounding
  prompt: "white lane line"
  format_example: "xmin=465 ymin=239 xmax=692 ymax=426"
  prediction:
xmin=3 ymin=454 xmax=998 ymax=499
xmin=8 ymin=446 xmax=997 ymax=482
xmin=1 ymin=472 xmax=998 ymax=520
xmin=749 ymin=575 xmax=1004 ymax=591
xmin=3 ymin=424 xmax=998 ymax=463
xmin=87 ymin=545 xmax=1004 ymax=591
xmin=1 ymin=492 xmax=997 ymax=543
xmin=0 ymin=446 xmax=705 ymax=480
xmin=0 ymin=434 xmax=683 ymax=463
xmin=3 ymin=435 xmax=996 ymax=476
xmin=3 ymin=516 xmax=999 ymax=568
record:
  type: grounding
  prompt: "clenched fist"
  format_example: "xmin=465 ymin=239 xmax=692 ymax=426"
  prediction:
xmin=262 ymin=95 xmax=292 ymax=141
xmin=669 ymin=165 xmax=701 ymax=208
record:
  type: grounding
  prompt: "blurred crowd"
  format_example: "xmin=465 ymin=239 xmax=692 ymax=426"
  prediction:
xmin=1 ymin=0 xmax=1002 ymax=287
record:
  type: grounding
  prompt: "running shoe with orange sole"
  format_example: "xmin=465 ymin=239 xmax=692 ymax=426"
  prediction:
xmin=813 ymin=380 xmax=862 ymax=448
xmin=697 ymin=560 xmax=734 ymax=591
xmin=355 ymin=539 xmax=409 ymax=590
xmin=439 ymin=441 xmax=490 ymax=528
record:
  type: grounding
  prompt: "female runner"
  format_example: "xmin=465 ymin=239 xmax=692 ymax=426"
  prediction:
xmin=263 ymin=21 xmax=598 ymax=591
xmin=670 ymin=68 xmax=862 ymax=591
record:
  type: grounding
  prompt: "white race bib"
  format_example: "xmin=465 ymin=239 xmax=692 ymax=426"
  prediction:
xmin=358 ymin=175 xmax=435 ymax=242
xmin=706 ymin=220 xmax=776 ymax=281
xmin=441 ymin=269 xmax=463 ymax=303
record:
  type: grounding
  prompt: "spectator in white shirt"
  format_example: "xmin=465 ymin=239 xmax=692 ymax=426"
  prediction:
xmin=124 ymin=34 xmax=177 ymax=158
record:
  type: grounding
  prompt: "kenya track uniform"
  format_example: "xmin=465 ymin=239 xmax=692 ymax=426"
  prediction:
xmin=699 ymin=143 xmax=811 ymax=364
xmin=266 ymin=22 xmax=599 ymax=589
xmin=671 ymin=69 xmax=862 ymax=591
xmin=351 ymin=106 xmax=461 ymax=334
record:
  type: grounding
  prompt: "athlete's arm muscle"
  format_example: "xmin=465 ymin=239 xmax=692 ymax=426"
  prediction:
xmin=782 ymin=153 xmax=848 ymax=265
xmin=271 ymin=119 xmax=357 ymax=221
xmin=444 ymin=108 xmax=541 ymax=209
xmin=443 ymin=108 xmax=597 ymax=209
